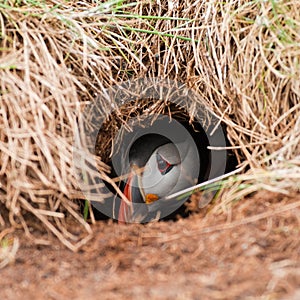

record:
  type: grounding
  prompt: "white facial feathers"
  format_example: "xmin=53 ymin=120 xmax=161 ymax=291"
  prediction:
xmin=141 ymin=139 xmax=200 ymax=199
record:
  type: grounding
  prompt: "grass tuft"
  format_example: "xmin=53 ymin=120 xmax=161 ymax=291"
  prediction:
xmin=0 ymin=0 xmax=299 ymax=250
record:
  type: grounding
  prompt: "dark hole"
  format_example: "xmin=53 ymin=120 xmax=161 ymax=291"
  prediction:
xmin=88 ymin=104 xmax=238 ymax=222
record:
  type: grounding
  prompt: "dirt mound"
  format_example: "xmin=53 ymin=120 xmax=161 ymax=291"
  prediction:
xmin=1 ymin=192 xmax=300 ymax=299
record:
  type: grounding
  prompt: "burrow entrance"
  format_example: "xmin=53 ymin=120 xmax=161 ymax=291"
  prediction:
xmin=89 ymin=99 xmax=238 ymax=222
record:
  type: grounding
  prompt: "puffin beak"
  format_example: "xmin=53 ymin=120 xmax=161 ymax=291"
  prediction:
xmin=118 ymin=170 xmax=134 ymax=224
xmin=118 ymin=165 xmax=145 ymax=224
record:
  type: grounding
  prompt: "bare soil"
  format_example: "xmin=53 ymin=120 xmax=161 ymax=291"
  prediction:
xmin=1 ymin=191 xmax=300 ymax=300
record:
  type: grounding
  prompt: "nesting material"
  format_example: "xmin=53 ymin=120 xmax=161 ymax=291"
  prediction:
xmin=0 ymin=1 xmax=299 ymax=249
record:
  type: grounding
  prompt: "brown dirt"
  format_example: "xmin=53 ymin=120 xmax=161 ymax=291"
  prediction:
xmin=1 ymin=191 xmax=300 ymax=300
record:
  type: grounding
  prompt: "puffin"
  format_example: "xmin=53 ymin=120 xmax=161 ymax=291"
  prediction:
xmin=118 ymin=133 xmax=202 ymax=223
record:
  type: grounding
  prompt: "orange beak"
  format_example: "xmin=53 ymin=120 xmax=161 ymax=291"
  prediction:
xmin=118 ymin=171 xmax=134 ymax=224
xmin=118 ymin=166 xmax=160 ymax=224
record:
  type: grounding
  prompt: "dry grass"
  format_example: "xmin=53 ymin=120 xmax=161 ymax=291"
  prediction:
xmin=0 ymin=0 xmax=299 ymax=249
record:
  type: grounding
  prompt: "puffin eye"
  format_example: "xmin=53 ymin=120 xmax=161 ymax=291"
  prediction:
xmin=156 ymin=153 xmax=173 ymax=175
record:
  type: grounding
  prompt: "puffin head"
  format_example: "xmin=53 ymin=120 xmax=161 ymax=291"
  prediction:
xmin=118 ymin=133 xmax=200 ymax=223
